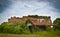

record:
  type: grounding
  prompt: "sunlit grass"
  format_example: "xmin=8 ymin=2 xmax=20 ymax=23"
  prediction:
xmin=0 ymin=30 xmax=60 ymax=37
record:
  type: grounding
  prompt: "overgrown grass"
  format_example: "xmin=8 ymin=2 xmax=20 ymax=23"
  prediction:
xmin=0 ymin=30 xmax=60 ymax=37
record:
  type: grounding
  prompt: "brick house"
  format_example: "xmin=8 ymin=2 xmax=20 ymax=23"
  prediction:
xmin=8 ymin=15 xmax=52 ymax=30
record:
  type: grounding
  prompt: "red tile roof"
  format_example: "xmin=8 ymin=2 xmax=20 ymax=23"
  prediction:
xmin=8 ymin=16 xmax=52 ymax=26
xmin=29 ymin=18 xmax=52 ymax=26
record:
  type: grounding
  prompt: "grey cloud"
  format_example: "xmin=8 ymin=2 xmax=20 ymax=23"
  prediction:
xmin=21 ymin=0 xmax=60 ymax=12
xmin=48 ymin=0 xmax=60 ymax=9
xmin=0 ymin=0 xmax=12 ymax=13
xmin=37 ymin=0 xmax=60 ymax=12
xmin=0 ymin=0 xmax=60 ymax=24
xmin=24 ymin=5 xmax=30 ymax=8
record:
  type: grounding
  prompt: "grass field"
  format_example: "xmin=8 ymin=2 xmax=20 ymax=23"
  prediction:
xmin=0 ymin=31 xmax=60 ymax=37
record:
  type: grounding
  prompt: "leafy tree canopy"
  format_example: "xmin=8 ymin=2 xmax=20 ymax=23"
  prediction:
xmin=53 ymin=18 xmax=60 ymax=25
xmin=53 ymin=18 xmax=60 ymax=30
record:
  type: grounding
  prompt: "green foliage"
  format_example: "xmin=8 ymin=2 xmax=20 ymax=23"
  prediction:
xmin=0 ymin=22 xmax=14 ymax=33
xmin=19 ymin=21 xmax=31 ymax=34
xmin=0 ymin=21 xmax=31 ymax=34
xmin=25 ymin=19 xmax=31 ymax=24
xmin=53 ymin=18 xmax=60 ymax=25
xmin=28 ymin=15 xmax=50 ymax=19
xmin=0 ymin=30 xmax=60 ymax=37
xmin=53 ymin=18 xmax=60 ymax=30
xmin=13 ymin=25 xmax=23 ymax=34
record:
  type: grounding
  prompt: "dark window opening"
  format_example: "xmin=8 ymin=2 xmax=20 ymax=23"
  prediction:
xmin=36 ymin=25 xmax=46 ymax=30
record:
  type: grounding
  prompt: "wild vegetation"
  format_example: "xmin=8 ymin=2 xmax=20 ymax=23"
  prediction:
xmin=0 ymin=21 xmax=30 ymax=34
xmin=28 ymin=15 xmax=50 ymax=19
xmin=0 ymin=18 xmax=60 ymax=37
xmin=53 ymin=18 xmax=60 ymax=30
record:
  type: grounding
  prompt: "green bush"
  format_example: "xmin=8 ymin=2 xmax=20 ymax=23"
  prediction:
xmin=53 ymin=18 xmax=60 ymax=30
xmin=0 ymin=21 xmax=31 ymax=34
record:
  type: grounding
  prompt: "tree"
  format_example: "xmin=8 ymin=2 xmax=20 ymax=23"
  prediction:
xmin=0 ymin=22 xmax=8 ymax=33
xmin=53 ymin=18 xmax=60 ymax=30
xmin=12 ymin=21 xmax=26 ymax=34
xmin=0 ymin=21 xmax=31 ymax=34
xmin=0 ymin=22 xmax=14 ymax=33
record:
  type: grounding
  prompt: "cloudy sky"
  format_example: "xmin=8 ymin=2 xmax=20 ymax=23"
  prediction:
xmin=0 ymin=0 xmax=60 ymax=24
